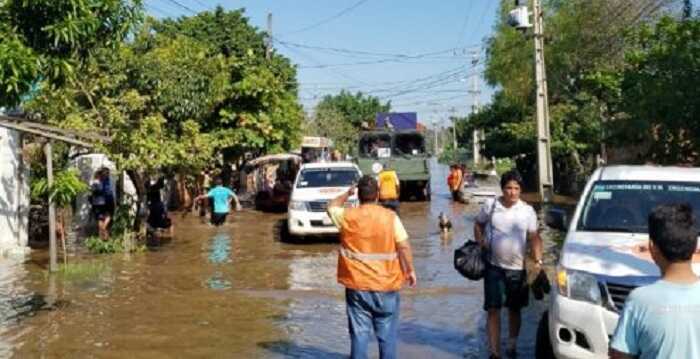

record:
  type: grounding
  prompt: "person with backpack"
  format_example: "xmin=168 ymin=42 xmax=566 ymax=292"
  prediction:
xmin=378 ymin=164 xmax=401 ymax=214
xmin=474 ymin=170 xmax=543 ymax=359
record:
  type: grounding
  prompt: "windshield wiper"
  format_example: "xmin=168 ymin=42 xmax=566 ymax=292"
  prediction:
xmin=583 ymin=227 xmax=635 ymax=233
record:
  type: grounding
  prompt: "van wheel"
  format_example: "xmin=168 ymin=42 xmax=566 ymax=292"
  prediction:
xmin=536 ymin=311 xmax=555 ymax=359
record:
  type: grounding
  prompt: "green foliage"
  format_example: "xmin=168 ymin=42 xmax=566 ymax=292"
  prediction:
xmin=31 ymin=169 xmax=88 ymax=208
xmin=616 ymin=17 xmax=700 ymax=164
xmin=463 ymin=0 xmax=677 ymax=193
xmin=85 ymin=236 xmax=124 ymax=254
xmin=0 ymin=0 xmax=143 ymax=107
xmin=55 ymin=261 xmax=111 ymax=281
xmin=315 ymin=90 xmax=391 ymax=129
xmin=304 ymin=106 xmax=358 ymax=155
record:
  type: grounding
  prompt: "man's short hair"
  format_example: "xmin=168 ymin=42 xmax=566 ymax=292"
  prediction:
xmin=214 ymin=177 xmax=223 ymax=185
xmin=500 ymin=169 xmax=524 ymax=189
xmin=357 ymin=175 xmax=378 ymax=203
xmin=648 ymin=203 xmax=698 ymax=262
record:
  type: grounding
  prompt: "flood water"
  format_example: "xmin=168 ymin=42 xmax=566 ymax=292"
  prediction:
xmin=0 ymin=161 xmax=561 ymax=358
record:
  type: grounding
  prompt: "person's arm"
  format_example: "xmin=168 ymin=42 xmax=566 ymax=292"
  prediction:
xmin=474 ymin=201 xmax=490 ymax=248
xmin=527 ymin=208 xmax=544 ymax=267
xmin=228 ymin=189 xmax=242 ymax=211
xmin=397 ymin=241 xmax=416 ymax=287
xmin=328 ymin=186 xmax=353 ymax=210
xmin=529 ymin=231 xmax=544 ymax=268
xmin=394 ymin=216 xmax=416 ymax=287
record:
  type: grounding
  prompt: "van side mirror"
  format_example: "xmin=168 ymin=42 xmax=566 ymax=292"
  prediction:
xmin=545 ymin=207 xmax=568 ymax=231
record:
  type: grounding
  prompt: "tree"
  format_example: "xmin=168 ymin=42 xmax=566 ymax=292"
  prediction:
xmin=305 ymin=107 xmax=358 ymax=156
xmin=31 ymin=169 xmax=88 ymax=264
xmin=315 ymin=90 xmax=391 ymax=129
xmin=0 ymin=0 xmax=142 ymax=107
xmin=465 ymin=0 xmax=679 ymax=193
xmin=616 ymin=17 xmax=700 ymax=164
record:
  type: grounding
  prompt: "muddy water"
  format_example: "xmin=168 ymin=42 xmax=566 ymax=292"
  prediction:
xmin=0 ymin=161 xmax=560 ymax=358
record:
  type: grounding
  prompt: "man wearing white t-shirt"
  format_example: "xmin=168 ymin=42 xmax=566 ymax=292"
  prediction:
xmin=474 ymin=170 xmax=544 ymax=359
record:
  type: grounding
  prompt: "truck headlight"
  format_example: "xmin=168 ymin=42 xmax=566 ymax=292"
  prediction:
xmin=289 ymin=200 xmax=308 ymax=211
xmin=556 ymin=267 xmax=602 ymax=305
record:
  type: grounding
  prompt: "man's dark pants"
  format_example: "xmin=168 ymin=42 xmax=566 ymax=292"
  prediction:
xmin=345 ymin=288 xmax=400 ymax=359
xmin=380 ymin=200 xmax=400 ymax=216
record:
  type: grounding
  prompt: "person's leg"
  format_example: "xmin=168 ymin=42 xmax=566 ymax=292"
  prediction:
xmin=484 ymin=265 xmax=506 ymax=357
xmin=346 ymin=289 xmax=373 ymax=359
xmin=503 ymin=269 xmax=528 ymax=356
xmin=507 ymin=309 xmax=521 ymax=356
xmin=371 ymin=291 xmax=400 ymax=359
xmin=487 ymin=309 xmax=501 ymax=357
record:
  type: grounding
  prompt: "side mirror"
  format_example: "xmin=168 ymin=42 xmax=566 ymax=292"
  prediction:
xmin=545 ymin=207 xmax=568 ymax=231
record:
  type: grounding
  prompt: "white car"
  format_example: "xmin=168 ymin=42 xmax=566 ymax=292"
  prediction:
xmin=287 ymin=162 xmax=362 ymax=237
xmin=539 ymin=165 xmax=700 ymax=358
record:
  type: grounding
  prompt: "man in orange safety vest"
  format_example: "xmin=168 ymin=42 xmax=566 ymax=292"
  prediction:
xmin=327 ymin=175 xmax=417 ymax=359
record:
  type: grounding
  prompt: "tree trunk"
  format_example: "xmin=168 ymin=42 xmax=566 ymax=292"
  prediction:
xmin=176 ymin=172 xmax=192 ymax=210
xmin=58 ymin=210 xmax=67 ymax=265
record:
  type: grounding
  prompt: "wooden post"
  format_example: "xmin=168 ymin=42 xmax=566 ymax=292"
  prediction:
xmin=45 ymin=141 xmax=58 ymax=272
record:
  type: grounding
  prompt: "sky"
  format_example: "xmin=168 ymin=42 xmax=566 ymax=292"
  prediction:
xmin=144 ymin=0 xmax=700 ymax=127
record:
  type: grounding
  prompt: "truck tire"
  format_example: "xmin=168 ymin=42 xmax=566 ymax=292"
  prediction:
xmin=536 ymin=311 xmax=555 ymax=359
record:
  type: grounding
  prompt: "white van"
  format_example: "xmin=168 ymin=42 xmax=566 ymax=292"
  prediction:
xmin=539 ymin=165 xmax=700 ymax=358
xmin=287 ymin=162 xmax=362 ymax=237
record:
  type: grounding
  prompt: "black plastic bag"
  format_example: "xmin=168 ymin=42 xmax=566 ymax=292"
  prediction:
xmin=454 ymin=241 xmax=486 ymax=280
xmin=531 ymin=269 xmax=551 ymax=300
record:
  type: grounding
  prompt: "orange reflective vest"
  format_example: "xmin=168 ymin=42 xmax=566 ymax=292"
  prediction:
xmin=447 ymin=169 xmax=462 ymax=191
xmin=337 ymin=204 xmax=403 ymax=291
xmin=378 ymin=170 xmax=399 ymax=200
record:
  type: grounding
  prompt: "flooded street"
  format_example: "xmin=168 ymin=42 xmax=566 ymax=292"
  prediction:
xmin=0 ymin=161 xmax=559 ymax=358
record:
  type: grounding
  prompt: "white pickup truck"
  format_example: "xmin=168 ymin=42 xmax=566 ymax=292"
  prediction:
xmin=287 ymin=162 xmax=361 ymax=237
xmin=539 ymin=165 xmax=700 ymax=358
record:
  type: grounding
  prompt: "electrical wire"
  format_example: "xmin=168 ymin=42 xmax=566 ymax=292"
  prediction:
xmin=285 ymin=0 xmax=370 ymax=35
xmin=161 ymin=0 xmax=198 ymax=14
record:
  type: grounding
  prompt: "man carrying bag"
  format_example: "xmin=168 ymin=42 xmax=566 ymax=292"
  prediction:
xmin=474 ymin=170 xmax=544 ymax=359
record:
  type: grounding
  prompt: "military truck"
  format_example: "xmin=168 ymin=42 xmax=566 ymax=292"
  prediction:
xmin=355 ymin=130 xmax=431 ymax=200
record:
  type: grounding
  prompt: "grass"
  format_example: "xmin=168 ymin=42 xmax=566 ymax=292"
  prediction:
xmin=85 ymin=234 xmax=146 ymax=254
xmin=47 ymin=261 xmax=111 ymax=281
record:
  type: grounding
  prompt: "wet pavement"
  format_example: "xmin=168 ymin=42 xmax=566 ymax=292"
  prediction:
xmin=0 ymin=161 xmax=561 ymax=358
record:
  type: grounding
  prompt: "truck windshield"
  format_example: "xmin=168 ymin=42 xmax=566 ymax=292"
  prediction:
xmin=394 ymin=133 xmax=425 ymax=155
xmin=296 ymin=168 xmax=359 ymax=188
xmin=578 ymin=181 xmax=700 ymax=233
xmin=359 ymin=133 xmax=392 ymax=158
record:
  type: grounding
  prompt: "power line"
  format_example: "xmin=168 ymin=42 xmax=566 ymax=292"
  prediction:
xmin=277 ymin=38 xmax=480 ymax=60
xmin=161 ymin=0 xmax=198 ymax=14
xmin=285 ymin=0 xmax=370 ymax=35
xmin=145 ymin=3 xmax=172 ymax=17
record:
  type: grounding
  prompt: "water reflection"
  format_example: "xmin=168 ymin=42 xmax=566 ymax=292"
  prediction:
xmin=205 ymin=232 xmax=233 ymax=290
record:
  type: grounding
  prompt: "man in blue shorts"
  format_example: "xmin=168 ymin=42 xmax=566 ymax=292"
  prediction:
xmin=195 ymin=177 xmax=241 ymax=226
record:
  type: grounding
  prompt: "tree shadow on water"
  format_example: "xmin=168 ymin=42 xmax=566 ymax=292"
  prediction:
xmin=258 ymin=340 xmax=346 ymax=359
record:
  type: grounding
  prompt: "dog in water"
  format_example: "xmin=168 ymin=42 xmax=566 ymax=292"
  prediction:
xmin=438 ymin=212 xmax=452 ymax=233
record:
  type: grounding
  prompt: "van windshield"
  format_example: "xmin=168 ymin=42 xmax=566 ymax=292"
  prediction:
xmin=578 ymin=180 xmax=700 ymax=233
xmin=296 ymin=168 xmax=359 ymax=188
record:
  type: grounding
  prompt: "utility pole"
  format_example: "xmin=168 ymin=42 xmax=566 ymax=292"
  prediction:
xmin=532 ymin=0 xmax=554 ymax=202
xmin=44 ymin=141 xmax=57 ymax=272
xmin=266 ymin=13 xmax=273 ymax=60
xmin=449 ymin=107 xmax=457 ymax=151
xmin=468 ymin=52 xmax=482 ymax=166
xmin=432 ymin=120 xmax=439 ymax=156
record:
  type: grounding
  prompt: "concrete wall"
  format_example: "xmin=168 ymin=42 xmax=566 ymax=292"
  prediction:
xmin=0 ymin=128 xmax=30 ymax=259
xmin=70 ymin=154 xmax=137 ymax=235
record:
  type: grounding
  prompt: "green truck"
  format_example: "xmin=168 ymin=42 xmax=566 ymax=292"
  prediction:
xmin=355 ymin=130 xmax=431 ymax=200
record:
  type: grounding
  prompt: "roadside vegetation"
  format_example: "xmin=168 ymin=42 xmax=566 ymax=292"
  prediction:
xmin=457 ymin=0 xmax=699 ymax=195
